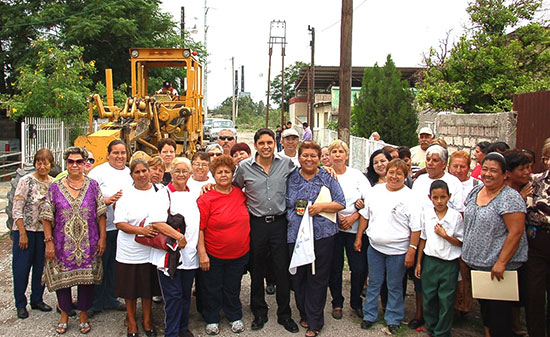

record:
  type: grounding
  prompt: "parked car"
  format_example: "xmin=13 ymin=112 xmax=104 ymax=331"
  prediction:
xmin=208 ymin=118 xmax=237 ymax=141
xmin=203 ymin=118 xmax=214 ymax=140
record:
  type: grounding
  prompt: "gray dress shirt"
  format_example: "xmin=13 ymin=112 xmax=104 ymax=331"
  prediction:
xmin=233 ymin=153 xmax=297 ymax=217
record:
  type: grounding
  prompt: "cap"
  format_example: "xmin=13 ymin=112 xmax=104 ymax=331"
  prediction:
xmin=282 ymin=128 xmax=299 ymax=138
xmin=163 ymin=81 xmax=171 ymax=88
xmin=418 ymin=127 xmax=433 ymax=136
xmin=230 ymin=142 xmax=251 ymax=157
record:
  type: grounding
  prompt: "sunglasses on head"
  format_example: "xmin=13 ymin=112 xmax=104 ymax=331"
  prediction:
xmin=87 ymin=158 xmax=95 ymax=165
xmin=219 ymin=136 xmax=234 ymax=141
xmin=209 ymin=153 xmax=222 ymax=157
xmin=67 ymin=159 xmax=85 ymax=166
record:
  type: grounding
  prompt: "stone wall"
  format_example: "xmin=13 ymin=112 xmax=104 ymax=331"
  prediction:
xmin=435 ymin=111 xmax=517 ymax=155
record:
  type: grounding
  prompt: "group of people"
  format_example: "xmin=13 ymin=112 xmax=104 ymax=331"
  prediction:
xmin=9 ymin=124 xmax=550 ymax=337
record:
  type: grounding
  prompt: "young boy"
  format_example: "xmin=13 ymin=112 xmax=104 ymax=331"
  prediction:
xmin=415 ymin=180 xmax=464 ymax=337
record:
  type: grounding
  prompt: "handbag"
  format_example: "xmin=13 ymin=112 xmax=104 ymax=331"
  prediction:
xmin=134 ymin=189 xmax=173 ymax=251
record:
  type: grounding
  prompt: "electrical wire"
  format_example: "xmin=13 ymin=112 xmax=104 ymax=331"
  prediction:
xmin=320 ymin=0 xmax=369 ymax=32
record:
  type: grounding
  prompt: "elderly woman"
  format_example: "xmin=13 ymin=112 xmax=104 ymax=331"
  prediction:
xmin=158 ymin=138 xmax=177 ymax=185
xmin=147 ymin=156 xmax=166 ymax=190
xmin=365 ymin=149 xmax=392 ymax=186
xmin=41 ymin=147 xmax=107 ymax=334
xmin=358 ymin=159 xmax=420 ymax=333
xmin=53 ymin=149 xmax=96 ymax=182
xmin=287 ymin=141 xmax=345 ymax=337
xmin=150 ymin=157 xmax=200 ymax=337
xmin=326 ymin=139 xmax=371 ymax=320
xmin=11 ymin=148 xmax=55 ymax=319
xmin=197 ymin=155 xmax=250 ymax=335
xmin=526 ymin=141 xmax=550 ymax=337
xmin=187 ymin=152 xmax=214 ymax=192
xmin=462 ymin=152 xmax=527 ymax=337
xmin=230 ymin=142 xmax=251 ymax=165
xmin=320 ymin=147 xmax=332 ymax=167
xmin=449 ymin=150 xmax=480 ymax=201
xmin=206 ymin=143 xmax=223 ymax=158
xmin=114 ymin=159 xmax=161 ymax=337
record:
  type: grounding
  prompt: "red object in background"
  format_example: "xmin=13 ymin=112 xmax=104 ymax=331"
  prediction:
xmin=5 ymin=144 xmax=9 ymax=152
xmin=192 ymin=51 xmax=198 ymax=56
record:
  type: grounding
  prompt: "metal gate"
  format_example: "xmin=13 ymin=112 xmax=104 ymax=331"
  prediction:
xmin=514 ymin=91 xmax=550 ymax=174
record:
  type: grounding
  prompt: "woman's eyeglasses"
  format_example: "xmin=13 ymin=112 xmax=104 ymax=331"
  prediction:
xmin=87 ymin=158 xmax=95 ymax=165
xmin=67 ymin=159 xmax=85 ymax=166
xmin=209 ymin=153 xmax=222 ymax=157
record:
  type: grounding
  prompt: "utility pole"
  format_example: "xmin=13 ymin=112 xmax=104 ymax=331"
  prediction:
xmin=308 ymin=25 xmax=315 ymax=134
xmin=266 ymin=20 xmax=287 ymax=128
xmin=203 ymin=0 xmax=209 ymax=118
xmin=235 ymin=69 xmax=239 ymax=121
xmin=180 ymin=7 xmax=185 ymax=40
xmin=338 ymin=0 xmax=352 ymax=144
xmin=231 ymin=57 xmax=236 ymax=123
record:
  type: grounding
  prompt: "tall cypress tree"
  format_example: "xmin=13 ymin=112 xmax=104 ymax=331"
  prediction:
xmin=351 ymin=55 xmax=418 ymax=147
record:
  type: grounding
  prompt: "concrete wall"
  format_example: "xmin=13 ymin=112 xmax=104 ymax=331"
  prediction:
xmin=435 ymin=111 xmax=517 ymax=155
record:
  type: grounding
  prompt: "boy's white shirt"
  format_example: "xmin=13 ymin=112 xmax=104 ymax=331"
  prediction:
xmin=420 ymin=206 xmax=464 ymax=261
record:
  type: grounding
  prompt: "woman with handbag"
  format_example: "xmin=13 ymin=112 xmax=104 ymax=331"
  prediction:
xmin=150 ymin=157 xmax=200 ymax=337
xmin=113 ymin=158 xmax=161 ymax=337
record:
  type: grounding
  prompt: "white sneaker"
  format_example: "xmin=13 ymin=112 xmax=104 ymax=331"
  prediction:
xmin=230 ymin=320 xmax=245 ymax=333
xmin=206 ymin=323 xmax=219 ymax=335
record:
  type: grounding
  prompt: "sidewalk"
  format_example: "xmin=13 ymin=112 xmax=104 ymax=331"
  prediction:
xmin=0 ymin=181 xmax=10 ymax=236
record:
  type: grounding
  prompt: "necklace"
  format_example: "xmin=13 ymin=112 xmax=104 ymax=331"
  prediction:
xmin=66 ymin=177 xmax=84 ymax=190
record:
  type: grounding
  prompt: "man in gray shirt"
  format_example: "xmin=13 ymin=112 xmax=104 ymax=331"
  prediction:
xmin=233 ymin=128 xmax=299 ymax=333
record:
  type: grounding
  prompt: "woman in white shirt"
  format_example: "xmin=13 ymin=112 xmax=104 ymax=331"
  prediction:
xmin=357 ymin=159 xmax=421 ymax=333
xmin=187 ymin=152 xmax=214 ymax=193
xmin=326 ymin=139 xmax=372 ymax=319
xmin=150 ymin=157 xmax=200 ymax=337
xmin=114 ymin=159 xmax=160 ymax=337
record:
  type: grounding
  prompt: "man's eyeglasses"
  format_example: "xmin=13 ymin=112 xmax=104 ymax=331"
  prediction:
xmin=87 ymin=158 xmax=95 ymax=165
xmin=67 ymin=159 xmax=85 ymax=166
xmin=209 ymin=153 xmax=222 ymax=157
xmin=219 ymin=136 xmax=234 ymax=141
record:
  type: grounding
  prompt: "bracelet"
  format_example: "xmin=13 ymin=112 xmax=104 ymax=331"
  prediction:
xmin=409 ymin=244 xmax=417 ymax=250
xmin=44 ymin=237 xmax=53 ymax=243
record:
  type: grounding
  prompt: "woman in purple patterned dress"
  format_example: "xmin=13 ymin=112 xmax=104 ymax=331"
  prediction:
xmin=40 ymin=147 xmax=107 ymax=335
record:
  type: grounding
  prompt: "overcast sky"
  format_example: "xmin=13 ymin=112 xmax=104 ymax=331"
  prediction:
xmin=159 ymin=0 xmax=547 ymax=110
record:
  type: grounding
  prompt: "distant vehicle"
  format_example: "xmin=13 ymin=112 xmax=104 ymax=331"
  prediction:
xmin=203 ymin=118 xmax=214 ymax=140
xmin=208 ymin=118 xmax=237 ymax=141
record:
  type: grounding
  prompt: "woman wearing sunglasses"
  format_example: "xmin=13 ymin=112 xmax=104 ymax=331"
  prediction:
xmin=53 ymin=149 xmax=96 ymax=182
xmin=41 ymin=146 xmax=107 ymax=334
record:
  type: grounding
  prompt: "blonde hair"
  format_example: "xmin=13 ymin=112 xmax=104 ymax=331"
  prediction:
xmin=327 ymin=139 xmax=349 ymax=155
xmin=170 ymin=157 xmax=192 ymax=172
xmin=449 ymin=150 xmax=471 ymax=167
xmin=147 ymin=156 xmax=166 ymax=170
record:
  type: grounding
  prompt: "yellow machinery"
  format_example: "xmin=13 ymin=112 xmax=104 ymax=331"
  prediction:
xmin=75 ymin=48 xmax=204 ymax=165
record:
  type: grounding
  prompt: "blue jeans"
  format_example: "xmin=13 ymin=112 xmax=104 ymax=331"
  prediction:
xmin=12 ymin=231 xmax=46 ymax=309
xmin=200 ymin=253 xmax=248 ymax=323
xmin=363 ymin=246 xmax=407 ymax=326
xmin=91 ymin=230 xmax=120 ymax=311
xmin=158 ymin=269 xmax=196 ymax=337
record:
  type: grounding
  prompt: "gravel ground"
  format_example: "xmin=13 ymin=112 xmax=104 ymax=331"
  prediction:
xmin=0 ymin=131 xmax=486 ymax=336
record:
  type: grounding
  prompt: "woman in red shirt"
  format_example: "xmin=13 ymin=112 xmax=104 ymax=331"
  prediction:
xmin=197 ymin=155 xmax=250 ymax=335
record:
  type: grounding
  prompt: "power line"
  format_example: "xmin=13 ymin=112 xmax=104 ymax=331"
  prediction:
xmin=320 ymin=0 xmax=369 ymax=32
xmin=0 ymin=0 xmax=123 ymax=29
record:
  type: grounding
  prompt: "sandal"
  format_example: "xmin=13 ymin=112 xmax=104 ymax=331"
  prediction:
xmin=305 ymin=329 xmax=319 ymax=337
xmin=79 ymin=321 xmax=91 ymax=334
xmin=299 ymin=319 xmax=309 ymax=329
xmin=56 ymin=322 xmax=68 ymax=334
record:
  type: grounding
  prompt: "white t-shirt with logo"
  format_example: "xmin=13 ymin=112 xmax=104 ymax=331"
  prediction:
xmin=336 ymin=167 xmax=371 ymax=234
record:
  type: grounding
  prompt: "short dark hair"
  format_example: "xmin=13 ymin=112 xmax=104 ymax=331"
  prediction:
xmin=298 ymin=140 xmax=321 ymax=158
xmin=157 ymin=138 xmax=177 ymax=153
xmin=63 ymin=146 xmax=88 ymax=161
xmin=503 ymin=149 xmax=531 ymax=172
xmin=191 ymin=151 xmax=211 ymax=162
xmin=482 ymin=152 xmax=507 ymax=173
xmin=34 ymin=148 xmax=55 ymax=167
xmin=476 ymin=141 xmax=491 ymax=154
xmin=487 ymin=141 xmax=510 ymax=154
xmin=397 ymin=146 xmax=411 ymax=160
xmin=210 ymin=154 xmax=236 ymax=175
xmin=303 ymin=122 xmax=308 ymax=128
xmin=230 ymin=143 xmax=251 ymax=157
xmin=130 ymin=158 xmax=149 ymax=173
xmin=286 ymin=121 xmax=292 ymax=125
xmin=522 ymin=148 xmax=535 ymax=163
xmin=107 ymin=140 xmax=126 ymax=154
xmin=254 ymin=128 xmax=275 ymax=143
xmin=430 ymin=179 xmax=450 ymax=195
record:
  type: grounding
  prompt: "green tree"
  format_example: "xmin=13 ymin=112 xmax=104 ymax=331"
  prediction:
xmin=2 ymin=39 xmax=96 ymax=122
xmin=351 ymin=55 xmax=418 ymax=147
xmin=270 ymin=61 xmax=307 ymax=108
xmin=418 ymin=0 xmax=550 ymax=112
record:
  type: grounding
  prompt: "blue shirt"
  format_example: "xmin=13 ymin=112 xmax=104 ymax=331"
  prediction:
xmin=286 ymin=168 xmax=346 ymax=243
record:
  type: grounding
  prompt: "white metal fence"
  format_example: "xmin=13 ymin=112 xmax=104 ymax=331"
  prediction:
xmin=21 ymin=117 xmax=98 ymax=170
xmin=313 ymin=128 xmax=389 ymax=172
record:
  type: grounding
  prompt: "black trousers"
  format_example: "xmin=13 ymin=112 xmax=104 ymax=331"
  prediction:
xmin=249 ymin=214 xmax=292 ymax=320
xmin=526 ymin=230 xmax=550 ymax=337
xmin=479 ymin=298 xmax=513 ymax=337
xmin=289 ymin=235 xmax=335 ymax=330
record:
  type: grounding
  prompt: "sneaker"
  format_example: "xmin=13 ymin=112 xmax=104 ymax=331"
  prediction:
xmin=361 ymin=320 xmax=374 ymax=329
xmin=230 ymin=320 xmax=245 ymax=333
xmin=205 ymin=323 xmax=219 ymax=335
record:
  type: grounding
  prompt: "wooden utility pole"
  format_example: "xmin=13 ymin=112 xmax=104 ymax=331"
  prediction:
xmin=308 ymin=25 xmax=315 ymax=135
xmin=338 ymin=0 xmax=352 ymax=144
xmin=266 ymin=46 xmax=273 ymax=127
xmin=281 ymin=45 xmax=286 ymax=126
xmin=232 ymin=57 xmax=236 ymax=123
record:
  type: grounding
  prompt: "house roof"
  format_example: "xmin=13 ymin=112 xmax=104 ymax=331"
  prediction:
xmin=294 ymin=65 xmax=424 ymax=92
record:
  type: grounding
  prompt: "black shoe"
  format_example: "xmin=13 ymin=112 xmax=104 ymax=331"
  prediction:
xmin=353 ymin=308 xmax=363 ymax=318
xmin=87 ymin=309 xmax=100 ymax=318
xmin=17 ymin=307 xmax=29 ymax=319
xmin=278 ymin=318 xmax=299 ymax=333
xmin=361 ymin=320 xmax=374 ymax=329
xmin=127 ymin=327 xmax=138 ymax=337
xmin=251 ymin=316 xmax=268 ymax=330
xmin=144 ymin=327 xmax=157 ymax=337
xmin=388 ymin=325 xmax=400 ymax=334
xmin=179 ymin=330 xmax=194 ymax=337
xmin=31 ymin=302 xmax=52 ymax=312
xmin=266 ymin=284 xmax=276 ymax=295
xmin=408 ymin=318 xmax=424 ymax=330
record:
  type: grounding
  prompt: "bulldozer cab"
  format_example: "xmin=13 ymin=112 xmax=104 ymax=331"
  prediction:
xmin=76 ymin=48 xmax=204 ymax=166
